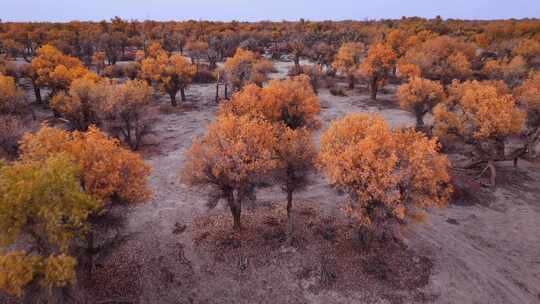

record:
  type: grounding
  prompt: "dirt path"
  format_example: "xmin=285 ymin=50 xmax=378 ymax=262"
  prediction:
xmin=115 ymin=64 xmax=540 ymax=304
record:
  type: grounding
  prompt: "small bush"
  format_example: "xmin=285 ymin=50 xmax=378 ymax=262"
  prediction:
xmin=102 ymin=64 xmax=125 ymax=78
xmin=329 ymin=86 xmax=347 ymax=96
xmin=193 ymin=67 xmax=216 ymax=83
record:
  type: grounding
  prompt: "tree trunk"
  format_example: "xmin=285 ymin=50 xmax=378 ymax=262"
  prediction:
xmin=286 ymin=190 xmax=294 ymax=243
xmin=488 ymin=160 xmax=496 ymax=188
xmin=180 ymin=87 xmax=186 ymax=102
xmin=215 ymin=81 xmax=220 ymax=103
xmin=227 ymin=192 xmax=242 ymax=231
xmin=232 ymin=205 xmax=241 ymax=231
xmin=370 ymin=78 xmax=378 ymax=100
xmin=169 ymin=92 xmax=178 ymax=107
xmin=33 ymin=85 xmax=42 ymax=104
xmin=348 ymin=75 xmax=355 ymax=90
xmin=415 ymin=114 xmax=425 ymax=130
xmin=286 ymin=191 xmax=293 ymax=219
xmin=86 ymin=231 xmax=95 ymax=282
xmin=294 ymin=55 xmax=300 ymax=69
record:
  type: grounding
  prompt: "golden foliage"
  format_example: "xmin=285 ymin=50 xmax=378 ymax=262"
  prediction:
xmin=100 ymin=79 xmax=155 ymax=150
xmin=357 ymin=43 xmax=396 ymax=99
xmin=223 ymin=48 xmax=274 ymax=90
xmin=273 ymin=126 xmax=316 ymax=192
xmin=433 ymin=80 xmax=525 ymax=142
xmin=0 ymin=73 xmax=25 ymax=115
xmin=396 ymin=77 xmax=444 ymax=127
xmin=332 ymin=42 xmax=365 ymax=77
xmin=318 ymin=113 xmax=451 ymax=227
xmin=50 ymin=74 xmax=105 ymax=130
xmin=515 ymin=71 xmax=540 ymax=127
xmin=20 ymin=125 xmax=152 ymax=204
xmin=482 ymin=56 xmax=528 ymax=85
xmin=91 ymin=51 xmax=106 ymax=74
xmin=0 ymin=252 xmax=40 ymax=296
xmin=0 ymin=154 xmax=99 ymax=250
xmin=513 ymin=38 xmax=540 ymax=60
xmin=396 ymin=61 xmax=421 ymax=79
xmin=182 ymin=114 xmax=278 ymax=189
xmin=0 ymin=154 xmax=96 ymax=296
xmin=31 ymin=44 xmax=96 ymax=92
xmin=41 ymin=254 xmax=78 ymax=290
xmin=0 ymin=253 xmax=77 ymax=296
xmin=140 ymin=45 xmax=196 ymax=105
xmin=400 ymin=36 xmax=475 ymax=83
xmin=219 ymin=75 xmax=320 ymax=129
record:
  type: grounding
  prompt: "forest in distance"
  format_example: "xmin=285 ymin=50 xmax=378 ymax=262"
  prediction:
xmin=0 ymin=16 xmax=540 ymax=303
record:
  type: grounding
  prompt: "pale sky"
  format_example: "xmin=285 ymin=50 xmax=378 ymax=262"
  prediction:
xmin=1 ymin=0 xmax=539 ymax=22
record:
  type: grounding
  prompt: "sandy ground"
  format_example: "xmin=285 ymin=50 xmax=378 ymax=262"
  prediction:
xmin=2 ymin=61 xmax=540 ymax=304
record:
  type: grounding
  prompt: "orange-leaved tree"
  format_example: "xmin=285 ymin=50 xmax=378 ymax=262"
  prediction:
xmin=512 ymin=38 xmax=540 ymax=63
xmin=31 ymin=44 xmax=96 ymax=97
xmin=399 ymin=36 xmax=475 ymax=84
xmin=19 ymin=125 xmax=151 ymax=278
xmin=50 ymin=74 xmax=105 ymax=131
xmin=140 ymin=44 xmax=196 ymax=106
xmin=273 ymin=126 xmax=317 ymax=240
xmin=99 ymin=79 xmax=156 ymax=150
xmin=318 ymin=113 xmax=451 ymax=243
xmin=357 ymin=43 xmax=397 ymax=100
xmin=219 ymin=75 xmax=321 ymax=129
xmin=331 ymin=42 xmax=365 ymax=89
xmin=19 ymin=125 xmax=152 ymax=204
xmin=181 ymin=114 xmax=278 ymax=231
xmin=0 ymin=73 xmax=26 ymax=115
xmin=396 ymin=77 xmax=445 ymax=129
xmin=223 ymin=48 xmax=274 ymax=92
xmin=515 ymin=71 xmax=540 ymax=157
xmin=482 ymin=56 xmax=528 ymax=86
xmin=433 ymin=80 xmax=526 ymax=186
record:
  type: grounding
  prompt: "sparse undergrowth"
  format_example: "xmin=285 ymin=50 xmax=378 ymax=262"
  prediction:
xmin=193 ymin=201 xmax=433 ymax=302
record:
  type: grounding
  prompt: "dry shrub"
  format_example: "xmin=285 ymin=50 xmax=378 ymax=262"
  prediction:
xmin=192 ymin=201 xmax=433 ymax=295
xmin=192 ymin=66 xmax=216 ymax=83
xmin=102 ymin=64 xmax=125 ymax=78
xmin=0 ymin=115 xmax=34 ymax=159
xmin=329 ymin=85 xmax=347 ymax=96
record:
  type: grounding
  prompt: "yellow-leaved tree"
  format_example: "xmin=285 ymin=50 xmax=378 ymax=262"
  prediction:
xmin=433 ymin=80 xmax=525 ymax=186
xmin=0 ymin=154 xmax=100 ymax=301
xmin=18 ymin=125 xmax=152 ymax=279
xmin=318 ymin=113 xmax=451 ymax=243
xmin=0 ymin=74 xmax=26 ymax=115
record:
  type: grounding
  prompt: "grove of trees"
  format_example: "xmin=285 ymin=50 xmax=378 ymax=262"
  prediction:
xmin=1 ymin=16 xmax=539 ymax=301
